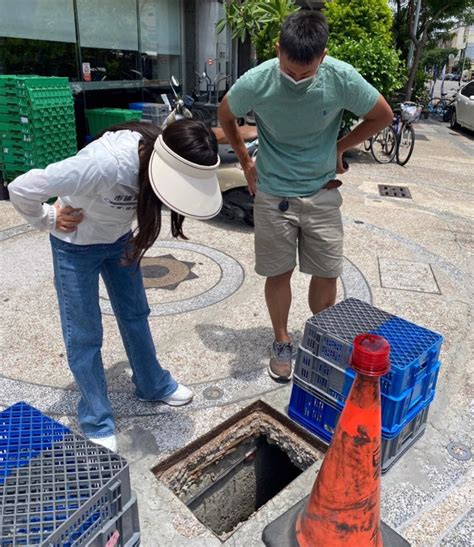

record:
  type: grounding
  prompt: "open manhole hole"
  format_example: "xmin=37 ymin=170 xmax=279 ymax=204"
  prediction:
xmin=378 ymin=184 xmax=412 ymax=199
xmin=153 ymin=400 xmax=325 ymax=541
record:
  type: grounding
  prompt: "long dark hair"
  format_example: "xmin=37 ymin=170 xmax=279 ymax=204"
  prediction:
xmin=96 ymin=119 xmax=218 ymax=264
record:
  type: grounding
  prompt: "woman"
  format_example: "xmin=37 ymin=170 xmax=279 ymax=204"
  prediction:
xmin=8 ymin=119 xmax=222 ymax=452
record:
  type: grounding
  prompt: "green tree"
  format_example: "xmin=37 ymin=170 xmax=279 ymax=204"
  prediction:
xmin=325 ymin=0 xmax=393 ymax=45
xmin=422 ymin=46 xmax=458 ymax=71
xmin=216 ymin=0 xmax=300 ymax=63
xmin=330 ymin=39 xmax=404 ymax=100
xmin=394 ymin=0 xmax=474 ymax=100
xmin=324 ymin=0 xmax=404 ymax=101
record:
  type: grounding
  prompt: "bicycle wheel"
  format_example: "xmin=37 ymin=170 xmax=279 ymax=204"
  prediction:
xmin=426 ymin=98 xmax=442 ymax=119
xmin=190 ymin=104 xmax=214 ymax=126
xmin=434 ymin=99 xmax=447 ymax=120
xmin=396 ymin=124 xmax=415 ymax=166
xmin=370 ymin=126 xmax=397 ymax=163
xmin=442 ymin=100 xmax=455 ymax=122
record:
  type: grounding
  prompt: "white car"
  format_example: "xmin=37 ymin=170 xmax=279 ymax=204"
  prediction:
xmin=450 ymin=81 xmax=474 ymax=131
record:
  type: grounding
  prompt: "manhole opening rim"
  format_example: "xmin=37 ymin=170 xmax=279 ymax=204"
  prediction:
xmin=153 ymin=400 xmax=325 ymax=476
xmin=152 ymin=400 xmax=326 ymax=541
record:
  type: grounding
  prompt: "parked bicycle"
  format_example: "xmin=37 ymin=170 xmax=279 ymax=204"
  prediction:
xmin=192 ymin=64 xmax=230 ymax=127
xmin=423 ymin=91 xmax=457 ymax=121
xmin=364 ymin=102 xmax=422 ymax=166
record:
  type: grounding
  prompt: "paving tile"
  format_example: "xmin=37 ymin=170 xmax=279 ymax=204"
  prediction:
xmin=378 ymin=257 xmax=441 ymax=294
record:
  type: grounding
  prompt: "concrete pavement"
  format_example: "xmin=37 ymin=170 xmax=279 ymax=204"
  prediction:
xmin=0 ymin=118 xmax=472 ymax=545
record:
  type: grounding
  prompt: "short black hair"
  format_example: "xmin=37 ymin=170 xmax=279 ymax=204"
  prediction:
xmin=279 ymin=11 xmax=329 ymax=65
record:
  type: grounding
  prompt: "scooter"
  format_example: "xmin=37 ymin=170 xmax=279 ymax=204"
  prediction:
xmin=161 ymin=76 xmax=193 ymax=128
xmin=163 ymin=76 xmax=257 ymax=225
xmin=213 ymin=127 xmax=257 ymax=226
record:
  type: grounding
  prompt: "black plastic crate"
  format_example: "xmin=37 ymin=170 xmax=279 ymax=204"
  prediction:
xmin=0 ymin=403 xmax=137 ymax=546
xmin=288 ymin=376 xmax=432 ymax=474
xmin=302 ymin=298 xmax=443 ymax=397
xmin=54 ymin=493 xmax=140 ymax=547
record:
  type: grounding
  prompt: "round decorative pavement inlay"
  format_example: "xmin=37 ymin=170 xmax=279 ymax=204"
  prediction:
xmin=141 ymin=254 xmax=198 ymax=290
xmin=99 ymin=240 xmax=245 ymax=316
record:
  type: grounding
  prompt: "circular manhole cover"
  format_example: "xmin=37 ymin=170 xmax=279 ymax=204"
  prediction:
xmin=447 ymin=442 xmax=472 ymax=461
xmin=203 ymin=387 xmax=224 ymax=400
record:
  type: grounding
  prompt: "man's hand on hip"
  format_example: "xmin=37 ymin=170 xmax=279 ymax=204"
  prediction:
xmin=336 ymin=96 xmax=394 ymax=159
xmin=218 ymin=96 xmax=258 ymax=196
xmin=336 ymin=146 xmax=348 ymax=175
xmin=242 ymin=160 xmax=257 ymax=196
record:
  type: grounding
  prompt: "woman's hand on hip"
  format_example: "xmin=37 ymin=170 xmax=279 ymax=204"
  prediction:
xmin=54 ymin=202 xmax=84 ymax=232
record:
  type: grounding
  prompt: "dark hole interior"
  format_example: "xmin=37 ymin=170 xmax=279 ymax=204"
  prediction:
xmin=185 ymin=434 xmax=302 ymax=538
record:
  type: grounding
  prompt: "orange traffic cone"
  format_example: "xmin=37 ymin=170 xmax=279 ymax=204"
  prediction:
xmin=295 ymin=333 xmax=390 ymax=546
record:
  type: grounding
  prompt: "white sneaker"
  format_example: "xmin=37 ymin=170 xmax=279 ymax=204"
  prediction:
xmin=89 ymin=435 xmax=118 ymax=452
xmin=159 ymin=384 xmax=193 ymax=406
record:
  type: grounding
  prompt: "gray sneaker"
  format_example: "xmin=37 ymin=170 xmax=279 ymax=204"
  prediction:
xmin=268 ymin=341 xmax=293 ymax=381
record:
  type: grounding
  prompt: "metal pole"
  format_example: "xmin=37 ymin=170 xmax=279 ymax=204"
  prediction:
xmin=461 ymin=46 xmax=467 ymax=83
xmin=408 ymin=0 xmax=422 ymax=68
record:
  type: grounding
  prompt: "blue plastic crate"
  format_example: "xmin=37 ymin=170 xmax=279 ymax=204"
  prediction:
xmin=0 ymin=402 xmax=137 ymax=546
xmin=288 ymin=378 xmax=433 ymax=474
xmin=288 ymin=375 xmax=435 ymax=441
xmin=128 ymin=102 xmax=145 ymax=111
xmin=303 ymin=298 xmax=443 ymax=397
xmin=0 ymin=402 xmax=69 ymax=485
xmin=295 ymin=347 xmax=441 ymax=430
xmin=372 ymin=317 xmax=442 ymax=395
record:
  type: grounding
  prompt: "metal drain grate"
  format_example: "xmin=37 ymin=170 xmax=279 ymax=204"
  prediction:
xmin=378 ymin=185 xmax=412 ymax=199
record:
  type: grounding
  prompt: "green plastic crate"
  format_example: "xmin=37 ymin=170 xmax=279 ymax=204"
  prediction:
xmin=0 ymin=95 xmax=30 ymax=108
xmin=0 ymin=76 xmax=77 ymax=176
xmin=0 ymin=157 xmax=35 ymax=169
xmin=0 ymin=132 xmax=34 ymax=143
xmin=1 ymin=148 xmax=53 ymax=164
xmin=1 ymin=168 xmax=25 ymax=183
xmin=0 ymin=75 xmax=69 ymax=89
xmin=0 ymin=104 xmax=22 ymax=115
xmin=2 ymin=143 xmax=56 ymax=158
xmin=85 ymin=108 xmax=142 ymax=136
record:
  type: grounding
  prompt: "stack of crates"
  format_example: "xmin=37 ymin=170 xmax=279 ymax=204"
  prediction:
xmin=0 ymin=75 xmax=77 ymax=183
xmin=141 ymin=103 xmax=170 ymax=127
xmin=0 ymin=402 xmax=140 ymax=546
xmin=288 ymin=298 xmax=443 ymax=473
xmin=85 ymin=109 xmax=142 ymax=137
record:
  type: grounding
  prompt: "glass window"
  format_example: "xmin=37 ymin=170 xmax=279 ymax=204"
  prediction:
xmin=76 ymin=0 xmax=140 ymax=85
xmin=139 ymin=0 xmax=182 ymax=85
xmin=461 ymin=82 xmax=474 ymax=97
xmin=0 ymin=0 xmax=78 ymax=79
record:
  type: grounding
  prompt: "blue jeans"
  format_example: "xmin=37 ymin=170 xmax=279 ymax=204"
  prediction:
xmin=50 ymin=233 xmax=178 ymax=438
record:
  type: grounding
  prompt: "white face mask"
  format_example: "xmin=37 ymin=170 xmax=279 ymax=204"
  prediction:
xmin=279 ymin=69 xmax=315 ymax=87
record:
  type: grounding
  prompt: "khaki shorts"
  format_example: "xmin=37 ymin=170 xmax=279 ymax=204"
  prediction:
xmin=254 ymin=188 xmax=343 ymax=278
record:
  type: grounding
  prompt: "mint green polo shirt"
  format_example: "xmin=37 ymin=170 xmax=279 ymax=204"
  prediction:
xmin=226 ymin=56 xmax=380 ymax=197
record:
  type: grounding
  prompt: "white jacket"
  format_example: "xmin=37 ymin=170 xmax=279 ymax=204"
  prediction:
xmin=8 ymin=130 xmax=142 ymax=245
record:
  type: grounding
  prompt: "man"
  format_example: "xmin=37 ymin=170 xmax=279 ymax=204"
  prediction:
xmin=218 ymin=11 xmax=393 ymax=381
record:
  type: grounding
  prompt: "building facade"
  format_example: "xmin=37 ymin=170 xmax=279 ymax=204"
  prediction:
xmin=1 ymin=0 xmax=237 ymax=143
